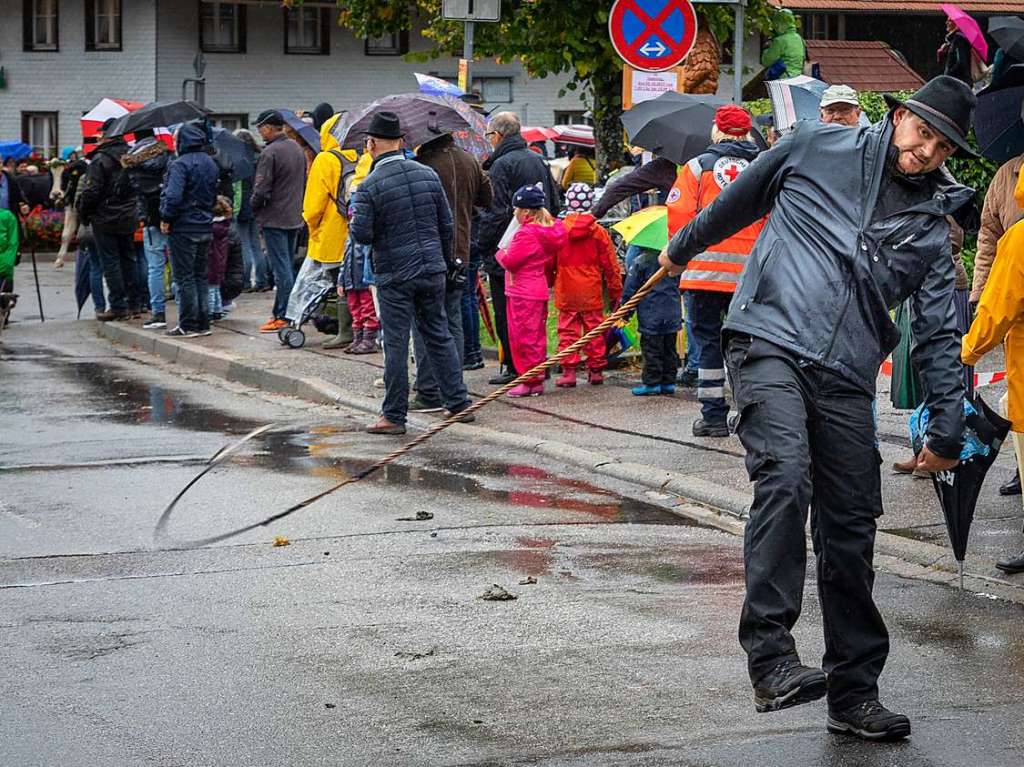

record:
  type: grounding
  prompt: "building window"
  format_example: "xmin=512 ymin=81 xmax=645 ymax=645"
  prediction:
xmin=471 ymin=76 xmax=513 ymax=104
xmin=285 ymin=7 xmax=329 ymax=55
xmin=804 ymin=12 xmax=844 ymax=40
xmin=85 ymin=0 xmax=121 ymax=51
xmin=23 ymin=0 xmax=59 ymax=52
xmin=365 ymin=31 xmax=408 ymax=56
xmin=209 ymin=113 xmax=248 ymax=132
xmin=21 ymin=112 xmax=59 ymax=158
xmin=200 ymin=2 xmax=246 ymax=53
xmin=553 ymin=111 xmax=591 ymax=126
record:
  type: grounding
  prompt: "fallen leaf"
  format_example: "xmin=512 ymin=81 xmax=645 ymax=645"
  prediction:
xmin=397 ymin=511 xmax=434 ymax=522
xmin=272 ymin=536 xmax=291 ymax=547
xmin=480 ymin=584 xmax=517 ymax=601
xmin=394 ymin=646 xmax=437 ymax=660
xmin=519 ymin=576 xmax=537 ymax=585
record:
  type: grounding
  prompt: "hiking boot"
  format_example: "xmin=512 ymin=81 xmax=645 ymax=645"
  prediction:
xmin=753 ymin=659 xmax=827 ymax=713
xmin=1000 ymin=470 xmax=1021 ymax=496
xmin=827 ymin=700 xmax=911 ymax=741
xmin=693 ymin=418 xmax=729 ymax=438
xmin=349 ymin=328 xmax=378 ymax=355
xmin=95 ymin=309 xmax=129 ymax=322
xmin=587 ymin=369 xmax=604 ymax=385
xmin=143 ymin=313 xmax=167 ymax=330
xmin=408 ymin=396 xmax=444 ymax=413
xmin=259 ymin=318 xmax=288 ymax=333
xmin=632 ymin=384 xmax=662 ymax=396
xmin=556 ymin=367 xmax=577 ymax=388
xmin=365 ymin=418 xmax=406 ymax=435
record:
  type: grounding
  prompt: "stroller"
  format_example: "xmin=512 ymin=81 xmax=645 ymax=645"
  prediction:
xmin=278 ymin=257 xmax=338 ymax=349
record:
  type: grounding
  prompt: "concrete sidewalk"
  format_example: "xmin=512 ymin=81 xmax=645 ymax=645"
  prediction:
xmin=13 ymin=257 xmax=1024 ymax=599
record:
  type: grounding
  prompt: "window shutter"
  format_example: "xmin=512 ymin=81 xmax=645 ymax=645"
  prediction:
xmin=84 ymin=0 xmax=96 ymax=50
xmin=238 ymin=4 xmax=247 ymax=54
xmin=319 ymin=8 xmax=330 ymax=55
xmin=23 ymin=0 xmax=33 ymax=52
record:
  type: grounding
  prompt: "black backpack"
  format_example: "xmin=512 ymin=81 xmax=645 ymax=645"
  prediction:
xmin=327 ymin=149 xmax=357 ymax=216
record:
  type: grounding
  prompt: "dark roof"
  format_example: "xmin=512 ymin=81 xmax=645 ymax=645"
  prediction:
xmin=806 ymin=40 xmax=926 ymax=92
xmin=772 ymin=0 xmax=1019 ymax=12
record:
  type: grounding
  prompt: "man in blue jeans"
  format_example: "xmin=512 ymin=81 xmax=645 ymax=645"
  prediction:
xmin=159 ymin=122 xmax=219 ymax=337
xmin=251 ymin=110 xmax=307 ymax=333
xmin=349 ymin=111 xmax=473 ymax=435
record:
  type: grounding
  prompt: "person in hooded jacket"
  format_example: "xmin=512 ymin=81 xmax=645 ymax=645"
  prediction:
xmin=476 ymin=112 xmax=562 ymax=385
xmin=207 ymin=196 xmax=234 ymax=320
xmin=761 ymin=8 xmax=806 ymax=80
xmin=660 ymin=76 xmax=977 ymax=741
xmin=667 ymin=105 xmax=766 ymax=437
xmin=495 ymin=184 xmax=568 ymax=398
xmin=939 ymin=16 xmax=975 ymax=87
xmin=159 ymin=121 xmax=220 ymax=337
xmin=122 ymin=138 xmax=171 ymax=329
xmin=622 ymin=247 xmax=683 ymax=395
xmin=77 ymin=120 xmax=140 ymax=320
xmin=551 ymin=183 xmax=622 ymax=387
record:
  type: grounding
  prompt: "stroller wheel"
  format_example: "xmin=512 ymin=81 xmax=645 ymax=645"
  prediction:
xmin=285 ymin=328 xmax=306 ymax=349
xmin=277 ymin=326 xmax=291 ymax=344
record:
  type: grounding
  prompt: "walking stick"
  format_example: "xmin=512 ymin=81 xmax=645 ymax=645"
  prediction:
xmin=155 ymin=267 xmax=672 ymax=548
xmin=30 ymin=245 xmax=44 ymax=322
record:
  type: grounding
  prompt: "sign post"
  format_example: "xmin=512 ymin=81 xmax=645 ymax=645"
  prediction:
xmin=443 ymin=0 xmax=502 ymax=96
xmin=608 ymin=0 xmax=699 ymax=73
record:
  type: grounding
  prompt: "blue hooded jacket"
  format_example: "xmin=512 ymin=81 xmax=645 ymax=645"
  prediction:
xmin=160 ymin=122 xmax=219 ymax=235
xmin=622 ymin=248 xmax=683 ymax=335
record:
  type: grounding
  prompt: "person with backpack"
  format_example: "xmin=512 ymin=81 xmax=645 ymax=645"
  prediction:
xmin=302 ymin=113 xmax=359 ymax=349
xmin=76 ymin=119 xmax=141 ymax=321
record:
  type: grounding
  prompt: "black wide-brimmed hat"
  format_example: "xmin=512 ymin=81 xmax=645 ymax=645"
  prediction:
xmin=365 ymin=111 xmax=405 ymax=139
xmin=883 ymin=75 xmax=978 ymax=158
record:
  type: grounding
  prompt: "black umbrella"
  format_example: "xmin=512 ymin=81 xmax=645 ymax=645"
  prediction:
xmin=74 ymin=244 xmax=92 ymax=318
xmin=975 ymin=64 xmax=1024 ymax=164
xmin=331 ymin=93 xmax=482 ymax=152
xmin=914 ymin=394 xmax=1012 ymax=589
xmin=621 ymin=91 xmax=766 ymax=166
xmin=106 ymin=100 xmax=211 ymax=137
xmin=990 ymin=15 xmax=1024 ymax=61
xmin=211 ymin=127 xmax=254 ymax=182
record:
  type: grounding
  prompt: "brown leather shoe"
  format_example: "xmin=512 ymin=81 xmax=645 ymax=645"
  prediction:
xmin=892 ymin=457 xmax=918 ymax=474
xmin=365 ymin=418 xmax=406 ymax=435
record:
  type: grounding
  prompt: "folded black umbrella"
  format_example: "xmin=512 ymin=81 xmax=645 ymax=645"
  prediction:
xmin=211 ymin=127 xmax=253 ymax=182
xmin=990 ymin=16 xmax=1024 ymax=62
xmin=106 ymin=100 xmax=211 ymax=137
xmin=621 ymin=91 xmax=766 ymax=166
xmin=331 ymin=93 xmax=481 ymax=152
xmin=975 ymin=64 xmax=1024 ymax=165
xmin=74 ymin=244 xmax=92 ymax=318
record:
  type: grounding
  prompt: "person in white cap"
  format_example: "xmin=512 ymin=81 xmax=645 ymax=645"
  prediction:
xmin=819 ymin=84 xmax=862 ymax=127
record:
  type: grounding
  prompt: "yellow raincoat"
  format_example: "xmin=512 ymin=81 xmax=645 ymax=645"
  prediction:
xmin=302 ymin=114 xmax=358 ymax=264
xmin=962 ymin=171 xmax=1024 ymax=431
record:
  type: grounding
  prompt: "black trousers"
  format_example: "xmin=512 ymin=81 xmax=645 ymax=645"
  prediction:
xmin=488 ymin=270 xmax=517 ymax=375
xmin=725 ymin=335 xmax=888 ymax=712
xmin=640 ymin=332 xmax=679 ymax=386
xmin=92 ymin=226 xmax=139 ymax=314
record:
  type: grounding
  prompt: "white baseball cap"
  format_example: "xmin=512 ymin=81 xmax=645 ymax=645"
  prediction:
xmin=820 ymin=84 xmax=860 ymax=108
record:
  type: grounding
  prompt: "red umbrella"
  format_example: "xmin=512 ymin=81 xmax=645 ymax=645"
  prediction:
xmin=550 ymin=124 xmax=594 ymax=148
xmin=941 ymin=3 xmax=989 ymax=60
xmin=80 ymin=98 xmax=145 ymax=153
xmin=521 ymin=126 xmax=557 ymax=144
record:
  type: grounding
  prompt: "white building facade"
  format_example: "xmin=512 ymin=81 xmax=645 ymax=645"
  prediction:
xmin=1 ymin=0 xmax=586 ymax=156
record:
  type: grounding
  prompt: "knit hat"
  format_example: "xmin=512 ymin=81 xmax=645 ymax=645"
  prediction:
xmin=714 ymin=105 xmax=753 ymax=137
xmin=563 ymin=182 xmax=595 ymax=214
xmin=512 ymin=183 xmax=546 ymax=209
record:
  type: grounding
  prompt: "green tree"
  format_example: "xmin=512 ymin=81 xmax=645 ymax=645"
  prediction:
xmin=321 ymin=0 xmax=775 ymax=175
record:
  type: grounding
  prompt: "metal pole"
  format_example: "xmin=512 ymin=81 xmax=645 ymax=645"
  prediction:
xmin=733 ymin=2 xmax=745 ymax=104
xmin=30 ymin=245 xmax=44 ymax=322
xmin=463 ymin=20 xmax=475 ymax=92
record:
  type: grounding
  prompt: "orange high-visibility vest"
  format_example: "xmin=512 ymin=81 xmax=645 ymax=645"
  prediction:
xmin=666 ymin=152 xmax=766 ymax=293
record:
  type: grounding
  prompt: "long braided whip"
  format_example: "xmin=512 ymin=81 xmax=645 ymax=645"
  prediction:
xmin=154 ymin=265 xmax=671 ymax=548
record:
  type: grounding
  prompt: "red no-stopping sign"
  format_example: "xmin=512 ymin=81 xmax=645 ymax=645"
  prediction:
xmin=609 ymin=0 xmax=699 ymax=72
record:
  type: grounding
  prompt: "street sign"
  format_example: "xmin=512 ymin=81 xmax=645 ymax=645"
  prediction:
xmin=608 ymin=0 xmax=699 ymax=73
xmin=442 ymin=0 xmax=501 ymax=22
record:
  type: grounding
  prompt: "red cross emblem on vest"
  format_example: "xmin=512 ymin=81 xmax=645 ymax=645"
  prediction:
xmin=713 ymin=156 xmax=750 ymax=189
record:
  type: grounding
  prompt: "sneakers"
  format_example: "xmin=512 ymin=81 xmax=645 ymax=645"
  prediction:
xmin=507 ymin=383 xmax=543 ymax=398
xmin=165 ymin=326 xmax=200 ymax=338
xmin=143 ymin=313 xmax=167 ymax=330
xmin=259 ymin=318 xmax=288 ymax=333
xmin=488 ymin=369 xmax=517 ymax=386
xmin=365 ymin=418 xmax=406 ymax=435
xmin=693 ymin=418 xmax=730 ymax=437
xmin=753 ymin=659 xmax=827 ymax=713
xmin=556 ymin=367 xmax=577 ymax=388
xmin=408 ymin=396 xmax=444 ymax=413
xmin=462 ymin=358 xmax=485 ymax=371
xmin=827 ymin=700 xmax=911 ymax=742
xmin=632 ymin=384 xmax=661 ymax=396
xmin=587 ymin=369 xmax=604 ymax=385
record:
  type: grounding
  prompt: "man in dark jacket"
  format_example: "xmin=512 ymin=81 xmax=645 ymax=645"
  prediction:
xmin=77 ymin=121 xmax=140 ymax=320
xmin=475 ymin=111 xmax=561 ymax=384
xmin=159 ymin=121 xmax=219 ymax=337
xmin=412 ymin=132 xmax=493 ymax=408
xmin=661 ymin=76 xmax=976 ymax=741
xmin=251 ymin=109 xmax=307 ymax=333
xmin=349 ymin=112 xmax=472 ymax=435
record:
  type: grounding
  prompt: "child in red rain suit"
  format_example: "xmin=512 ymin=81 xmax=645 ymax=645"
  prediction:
xmin=552 ymin=182 xmax=622 ymax=387
xmin=495 ymin=184 xmax=568 ymax=398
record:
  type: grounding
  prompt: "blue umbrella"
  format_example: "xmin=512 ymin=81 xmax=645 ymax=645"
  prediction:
xmin=975 ymin=64 xmax=1024 ymax=165
xmin=277 ymin=108 xmax=321 ymax=153
xmin=415 ymin=73 xmax=466 ymax=98
xmin=0 ymin=141 xmax=32 ymax=161
xmin=765 ymin=75 xmax=828 ymax=133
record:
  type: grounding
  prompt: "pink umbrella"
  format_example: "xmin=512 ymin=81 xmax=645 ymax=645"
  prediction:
xmin=941 ymin=3 xmax=989 ymax=61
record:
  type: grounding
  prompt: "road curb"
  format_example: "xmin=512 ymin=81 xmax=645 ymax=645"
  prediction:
xmin=96 ymin=321 xmax=1024 ymax=601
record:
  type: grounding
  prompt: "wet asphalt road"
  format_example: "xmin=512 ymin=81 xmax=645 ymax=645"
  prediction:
xmin=3 ymin=326 xmax=1024 ymax=766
